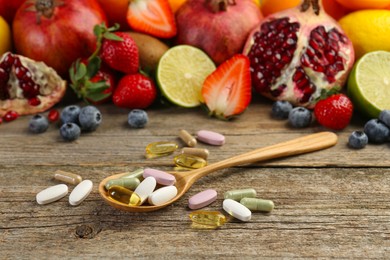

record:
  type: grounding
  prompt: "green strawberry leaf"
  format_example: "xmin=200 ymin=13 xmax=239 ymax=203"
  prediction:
xmin=103 ymin=31 xmax=123 ymax=41
xmin=87 ymin=81 xmax=109 ymax=93
xmin=85 ymin=92 xmax=111 ymax=103
xmin=75 ymin=62 xmax=87 ymax=81
xmin=86 ymin=56 xmax=101 ymax=79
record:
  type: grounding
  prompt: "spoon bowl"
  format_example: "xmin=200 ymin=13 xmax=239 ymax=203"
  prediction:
xmin=99 ymin=132 xmax=338 ymax=212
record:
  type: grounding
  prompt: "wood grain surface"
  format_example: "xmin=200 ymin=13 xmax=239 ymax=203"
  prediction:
xmin=1 ymin=98 xmax=389 ymax=259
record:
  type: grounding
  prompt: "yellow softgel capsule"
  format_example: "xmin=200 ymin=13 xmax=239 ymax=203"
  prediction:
xmin=189 ymin=210 xmax=227 ymax=228
xmin=108 ymin=185 xmax=133 ymax=204
xmin=174 ymin=154 xmax=207 ymax=170
xmin=129 ymin=192 xmax=142 ymax=206
xmin=145 ymin=141 xmax=178 ymax=158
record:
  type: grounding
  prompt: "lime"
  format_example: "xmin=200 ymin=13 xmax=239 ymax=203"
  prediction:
xmin=347 ymin=51 xmax=390 ymax=118
xmin=156 ymin=45 xmax=216 ymax=108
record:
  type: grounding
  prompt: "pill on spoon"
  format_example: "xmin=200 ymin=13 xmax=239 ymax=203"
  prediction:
xmin=196 ymin=130 xmax=225 ymax=146
xmin=69 ymin=180 xmax=93 ymax=206
xmin=148 ymin=186 xmax=178 ymax=206
xmin=188 ymin=189 xmax=217 ymax=209
xmin=143 ymin=168 xmax=176 ymax=186
xmin=129 ymin=176 xmax=157 ymax=206
xmin=223 ymin=199 xmax=252 ymax=222
xmin=36 ymin=184 xmax=68 ymax=205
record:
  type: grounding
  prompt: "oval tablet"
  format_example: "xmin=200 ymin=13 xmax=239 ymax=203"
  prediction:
xmin=143 ymin=168 xmax=176 ymax=186
xmin=69 ymin=180 xmax=93 ymax=206
xmin=148 ymin=186 xmax=178 ymax=206
xmin=36 ymin=184 xmax=68 ymax=205
xmin=196 ymin=130 xmax=225 ymax=146
xmin=130 ymin=176 xmax=157 ymax=205
xmin=188 ymin=189 xmax=217 ymax=209
xmin=223 ymin=199 xmax=252 ymax=222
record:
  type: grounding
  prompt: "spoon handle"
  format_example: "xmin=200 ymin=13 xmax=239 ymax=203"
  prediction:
xmin=190 ymin=131 xmax=338 ymax=180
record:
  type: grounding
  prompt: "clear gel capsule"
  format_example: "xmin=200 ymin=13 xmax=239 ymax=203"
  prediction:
xmin=179 ymin=129 xmax=197 ymax=147
xmin=108 ymin=185 xmax=133 ymax=204
xmin=54 ymin=170 xmax=82 ymax=185
xmin=174 ymin=154 xmax=207 ymax=170
xmin=189 ymin=210 xmax=227 ymax=228
xmin=240 ymin=198 xmax=274 ymax=212
xmin=224 ymin=188 xmax=257 ymax=201
xmin=120 ymin=168 xmax=144 ymax=179
xmin=145 ymin=141 xmax=178 ymax=158
xmin=104 ymin=177 xmax=140 ymax=191
xmin=129 ymin=176 xmax=156 ymax=206
xmin=181 ymin=147 xmax=209 ymax=160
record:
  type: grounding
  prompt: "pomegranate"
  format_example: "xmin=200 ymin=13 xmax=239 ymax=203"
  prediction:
xmin=176 ymin=0 xmax=263 ymax=65
xmin=12 ymin=0 xmax=107 ymax=77
xmin=243 ymin=0 xmax=354 ymax=107
xmin=0 ymin=52 xmax=66 ymax=117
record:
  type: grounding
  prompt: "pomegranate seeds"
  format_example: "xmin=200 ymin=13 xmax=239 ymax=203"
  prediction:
xmin=3 ymin=110 xmax=19 ymax=122
xmin=48 ymin=109 xmax=60 ymax=122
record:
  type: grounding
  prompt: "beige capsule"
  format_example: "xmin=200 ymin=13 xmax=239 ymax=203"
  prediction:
xmin=54 ymin=170 xmax=82 ymax=185
xmin=181 ymin=147 xmax=209 ymax=160
xmin=179 ymin=129 xmax=197 ymax=147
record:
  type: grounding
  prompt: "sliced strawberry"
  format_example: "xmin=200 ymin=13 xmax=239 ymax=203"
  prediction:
xmin=201 ymin=54 xmax=252 ymax=120
xmin=126 ymin=0 xmax=177 ymax=39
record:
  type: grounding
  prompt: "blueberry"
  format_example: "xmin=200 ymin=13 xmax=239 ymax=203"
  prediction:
xmin=348 ymin=131 xmax=368 ymax=149
xmin=128 ymin=109 xmax=148 ymax=128
xmin=79 ymin=106 xmax=102 ymax=132
xmin=60 ymin=105 xmax=81 ymax=124
xmin=288 ymin=107 xmax=312 ymax=128
xmin=271 ymin=100 xmax=293 ymax=119
xmin=379 ymin=110 xmax=390 ymax=128
xmin=60 ymin=123 xmax=81 ymax=141
xmin=29 ymin=114 xmax=49 ymax=133
xmin=363 ymin=119 xmax=390 ymax=144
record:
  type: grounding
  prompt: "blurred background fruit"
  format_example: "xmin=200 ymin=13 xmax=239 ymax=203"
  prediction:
xmin=0 ymin=16 xmax=12 ymax=56
xmin=97 ymin=0 xmax=130 ymax=29
xmin=0 ymin=0 xmax=25 ymax=24
xmin=339 ymin=10 xmax=390 ymax=60
xmin=322 ymin=0 xmax=350 ymax=20
xmin=336 ymin=0 xmax=390 ymax=10
xmin=260 ymin=0 xmax=301 ymax=17
xmin=168 ymin=0 xmax=188 ymax=13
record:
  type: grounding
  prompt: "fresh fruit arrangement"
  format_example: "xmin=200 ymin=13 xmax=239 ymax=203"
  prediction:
xmin=1 ymin=0 xmax=390 ymax=147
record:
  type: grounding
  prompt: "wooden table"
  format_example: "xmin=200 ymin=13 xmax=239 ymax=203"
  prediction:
xmin=1 ymin=96 xmax=389 ymax=258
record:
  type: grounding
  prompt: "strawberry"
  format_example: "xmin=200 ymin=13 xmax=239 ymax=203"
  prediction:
xmin=87 ymin=67 xmax=117 ymax=105
xmin=113 ymin=73 xmax=157 ymax=109
xmin=126 ymin=0 xmax=177 ymax=39
xmin=201 ymin=54 xmax=252 ymax=120
xmin=314 ymin=92 xmax=353 ymax=130
xmin=101 ymin=32 xmax=139 ymax=74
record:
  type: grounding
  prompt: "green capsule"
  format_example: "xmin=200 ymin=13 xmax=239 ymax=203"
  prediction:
xmin=145 ymin=141 xmax=178 ymax=158
xmin=120 ymin=168 xmax=144 ymax=180
xmin=189 ymin=210 xmax=226 ymax=229
xmin=240 ymin=198 xmax=274 ymax=212
xmin=108 ymin=186 xmax=133 ymax=204
xmin=224 ymin=188 xmax=256 ymax=201
xmin=174 ymin=154 xmax=207 ymax=170
xmin=105 ymin=177 xmax=140 ymax=191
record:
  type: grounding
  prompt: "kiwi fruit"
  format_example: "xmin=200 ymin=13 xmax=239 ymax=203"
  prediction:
xmin=127 ymin=32 xmax=169 ymax=75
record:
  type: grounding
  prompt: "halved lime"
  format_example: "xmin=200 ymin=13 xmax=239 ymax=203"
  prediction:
xmin=156 ymin=45 xmax=216 ymax=107
xmin=347 ymin=51 xmax=390 ymax=118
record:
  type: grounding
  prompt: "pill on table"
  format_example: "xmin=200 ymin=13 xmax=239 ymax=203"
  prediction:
xmin=105 ymin=177 xmax=140 ymax=191
xmin=189 ymin=210 xmax=227 ymax=228
xmin=120 ymin=168 xmax=144 ymax=179
xmin=143 ymin=168 xmax=176 ymax=186
xmin=148 ymin=186 xmax=178 ymax=206
xmin=188 ymin=189 xmax=217 ymax=209
xmin=181 ymin=147 xmax=209 ymax=160
xmin=36 ymin=184 xmax=68 ymax=205
xmin=130 ymin=176 xmax=157 ymax=206
xmin=223 ymin=199 xmax=252 ymax=222
xmin=108 ymin=185 xmax=133 ymax=204
xmin=53 ymin=170 xmax=82 ymax=185
xmin=145 ymin=141 xmax=178 ymax=158
xmin=196 ymin=130 xmax=225 ymax=146
xmin=69 ymin=180 xmax=93 ymax=206
xmin=179 ymin=129 xmax=197 ymax=147
xmin=240 ymin=198 xmax=274 ymax=212
xmin=174 ymin=154 xmax=207 ymax=170
xmin=224 ymin=188 xmax=257 ymax=201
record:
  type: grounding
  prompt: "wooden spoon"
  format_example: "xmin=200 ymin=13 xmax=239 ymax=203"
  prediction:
xmin=99 ymin=131 xmax=337 ymax=212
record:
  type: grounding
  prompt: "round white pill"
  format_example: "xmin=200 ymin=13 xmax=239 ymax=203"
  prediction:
xmin=36 ymin=184 xmax=68 ymax=205
xmin=223 ymin=198 xmax=252 ymax=222
xmin=69 ymin=180 xmax=93 ymax=206
xmin=148 ymin=186 xmax=178 ymax=206
xmin=196 ymin=130 xmax=225 ymax=146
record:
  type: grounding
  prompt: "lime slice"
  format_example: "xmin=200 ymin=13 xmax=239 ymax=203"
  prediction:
xmin=156 ymin=45 xmax=216 ymax=107
xmin=347 ymin=51 xmax=390 ymax=118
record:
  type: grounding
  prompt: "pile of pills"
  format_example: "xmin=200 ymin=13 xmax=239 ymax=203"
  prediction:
xmin=36 ymin=170 xmax=93 ymax=206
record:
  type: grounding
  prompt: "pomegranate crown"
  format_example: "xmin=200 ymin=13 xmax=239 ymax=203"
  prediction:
xmin=301 ymin=0 xmax=321 ymax=15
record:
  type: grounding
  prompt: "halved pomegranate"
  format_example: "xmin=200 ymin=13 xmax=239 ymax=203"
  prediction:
xmin=243 ymin=0 xmax=354 ymax=107
xmin=0 ymin=52 xmax=66 ymax=116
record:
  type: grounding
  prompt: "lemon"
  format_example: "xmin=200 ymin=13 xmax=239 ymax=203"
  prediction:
xmin=347 ymin=51 xmax=390 ymax=118
xmin=0 ymin=16 xmax=11 ymax=56
xmin=156 ymin=45 xmax=216 ymax=108
xmin=339 ymin=10 xmax=390 ymax=60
